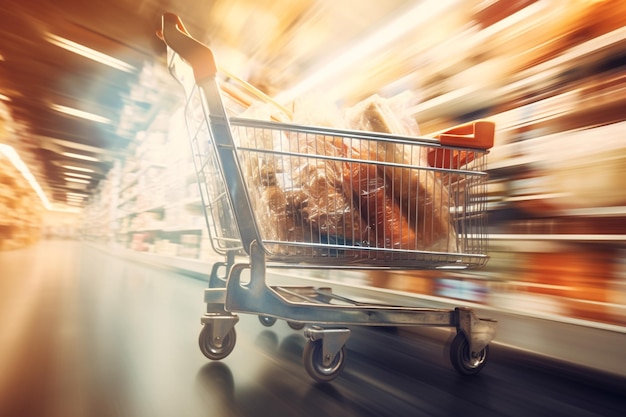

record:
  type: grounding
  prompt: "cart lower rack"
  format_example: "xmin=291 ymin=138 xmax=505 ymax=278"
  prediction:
xmin=158 ymin=13 xmax=497 ymax=382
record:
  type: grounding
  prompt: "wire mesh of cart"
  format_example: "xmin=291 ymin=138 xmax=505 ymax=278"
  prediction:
xmin=158 ymin=13 xmax=497 ymax=382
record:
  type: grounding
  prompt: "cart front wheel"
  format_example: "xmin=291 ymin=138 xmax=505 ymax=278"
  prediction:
xmin=302 ymin=339 xmax=346 ymax=382
xmin=449 ymin=332 xmax=488 ymax=375
xmin=287 ymin=321 xmax=305 ymax=330
xmin=258 ymin=315 xmax=277 ymax=327
xmin=199 ymin=324 xmax=236 ymax=360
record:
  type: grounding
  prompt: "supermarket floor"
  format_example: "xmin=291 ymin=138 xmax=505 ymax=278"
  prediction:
xmin=1 ymin=241 xmax=625 ymax=417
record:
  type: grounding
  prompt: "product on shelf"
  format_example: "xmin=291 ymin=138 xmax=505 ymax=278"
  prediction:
xmin=0 ymin=154 xmax=43 ymax=250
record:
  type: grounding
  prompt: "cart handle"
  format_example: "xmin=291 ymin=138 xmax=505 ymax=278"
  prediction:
xmin=158 ymin=13 xmax=293 ymax=119
xmin=435 ymin=120 xmax=495 ymax=150
xmin=157 ymin=12 xmax=217 ymax=82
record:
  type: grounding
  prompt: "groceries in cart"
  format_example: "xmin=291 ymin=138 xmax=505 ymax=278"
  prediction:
xmin=230 ymin=91 xmax=490 ymax=265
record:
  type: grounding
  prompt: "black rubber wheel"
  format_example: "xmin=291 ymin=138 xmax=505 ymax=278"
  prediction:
xmin=302 ymin=339 xmax=346 ymax=383
xmin=287 ymin=321 xmax=305 ymax=330
xmin=258 ymin=315 xmax=277 ymax=327
xmin=449 ymin=332 xmax=488 ymax=376
xmin=199 ymin=324 xmax=236 ymax=360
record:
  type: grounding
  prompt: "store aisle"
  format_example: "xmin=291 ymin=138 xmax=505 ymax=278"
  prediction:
xmin=1 ymin=241 xmax=625 ymax=417
xmin=0 ymin=241 xmax=208 ymax=417
xmin=0 ymin=241 xmax=86 ymax=416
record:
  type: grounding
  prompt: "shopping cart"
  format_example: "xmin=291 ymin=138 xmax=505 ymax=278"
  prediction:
xmin=158 ymin=13 xmax=497 ymax=382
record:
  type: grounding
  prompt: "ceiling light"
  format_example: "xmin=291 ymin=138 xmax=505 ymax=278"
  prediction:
xmin=45 ymin=33 xmax=136 ymax=73
xmin=61 ymin=151 xmax=100 ymax=162
xmin=65 ymin=177 xmax=90 ymax=184
xmin=51 ymin=104 xmax=111 ymax=124
xmin=0 ymin=144 xmax=52 ymax=210
xmin=64 ymin=172 xmax=92 ymax=179
xmin=66 ymin=195 xmax=85 ymax=201
xmin=0 ymin=93 xmax=10 ymax=101
xmin=63 ymin=165 xmax=95 ymax=173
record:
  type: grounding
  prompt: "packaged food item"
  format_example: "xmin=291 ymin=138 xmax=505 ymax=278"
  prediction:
xmin=343 ymin=141 xmax=418 ymax=250
xmin=236 ymin=101 xmax=368 ymax=251
xmin=345 ymin=93 xmax=457 ymax=252
xmin=345 ymin=92 xmax=421 ymax=137
xmin=234 ymin=104 xmax=292 ymax=243
xmin=287 ymin=110 xmax=369 ymax=246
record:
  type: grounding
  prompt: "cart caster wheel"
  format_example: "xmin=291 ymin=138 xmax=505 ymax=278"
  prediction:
xmin=258 ymin=315 xmax=277 ymax=327
xmin=449 ymin=332 xmax=488 ymax=376
xmin=199 ymin=324 xmax=236 ymax=360
xmin=287 ymin=321 xmax=305 ymax=330
xmin=302 ymin=339 xmax=346 ymax=382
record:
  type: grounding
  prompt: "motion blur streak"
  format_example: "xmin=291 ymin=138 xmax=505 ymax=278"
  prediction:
xmin=0 ymin=240 xmax=626 ymax=417
xmin=1 ymin=0 xmax=626 ymax=415
xmin=0 ymin=242 xmax=625 ymax=417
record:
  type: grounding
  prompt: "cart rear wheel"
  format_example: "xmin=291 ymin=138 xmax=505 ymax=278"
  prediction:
xmin=302 ymin=339 xmax=346 ymax=382
xmin=199 ymin=324 xmax=236 ymax=360
xmin=449 ymin=332 xmax=488 ymax=375
xmin=287 ymin=321 xmax=305 ymax=330
xmin=258 ymin=315 xmax=277 ymax=327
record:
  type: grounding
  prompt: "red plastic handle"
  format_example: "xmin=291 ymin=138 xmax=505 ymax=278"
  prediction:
xmin=427 ymin=120 xmax=495 ymax=169
xmin=158 ymin=13 xmax=217 ymax=82
xmin=436 ymin=120 xmax=495 ymax=150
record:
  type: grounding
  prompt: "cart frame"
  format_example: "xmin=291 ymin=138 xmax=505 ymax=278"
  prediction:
xmin=158 ymin=13 xmax=497 ymax=382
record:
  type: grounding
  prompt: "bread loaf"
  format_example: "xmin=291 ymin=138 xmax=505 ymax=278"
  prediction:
xmin=344 ymin=142 xmax=418 ymax=250
xmin=345 ymin=94 xmax=457 ymax=252
xmin=235 ymin=104 xmax=292 ymax=243
xmin=289 ymin=131 xmax=369 ymax=245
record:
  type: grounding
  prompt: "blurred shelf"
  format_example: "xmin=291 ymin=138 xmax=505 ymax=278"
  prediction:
xmin=554 ymin=206 xmax=626 ymax=218
xmin=489 ymin=234 xmax=626 ymax=242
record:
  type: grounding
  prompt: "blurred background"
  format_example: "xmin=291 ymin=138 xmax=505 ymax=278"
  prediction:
xmin=2 ymin=0 xmax=624 ymax=326
xmin=1 ymin=1 xmax=626 ymax=415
